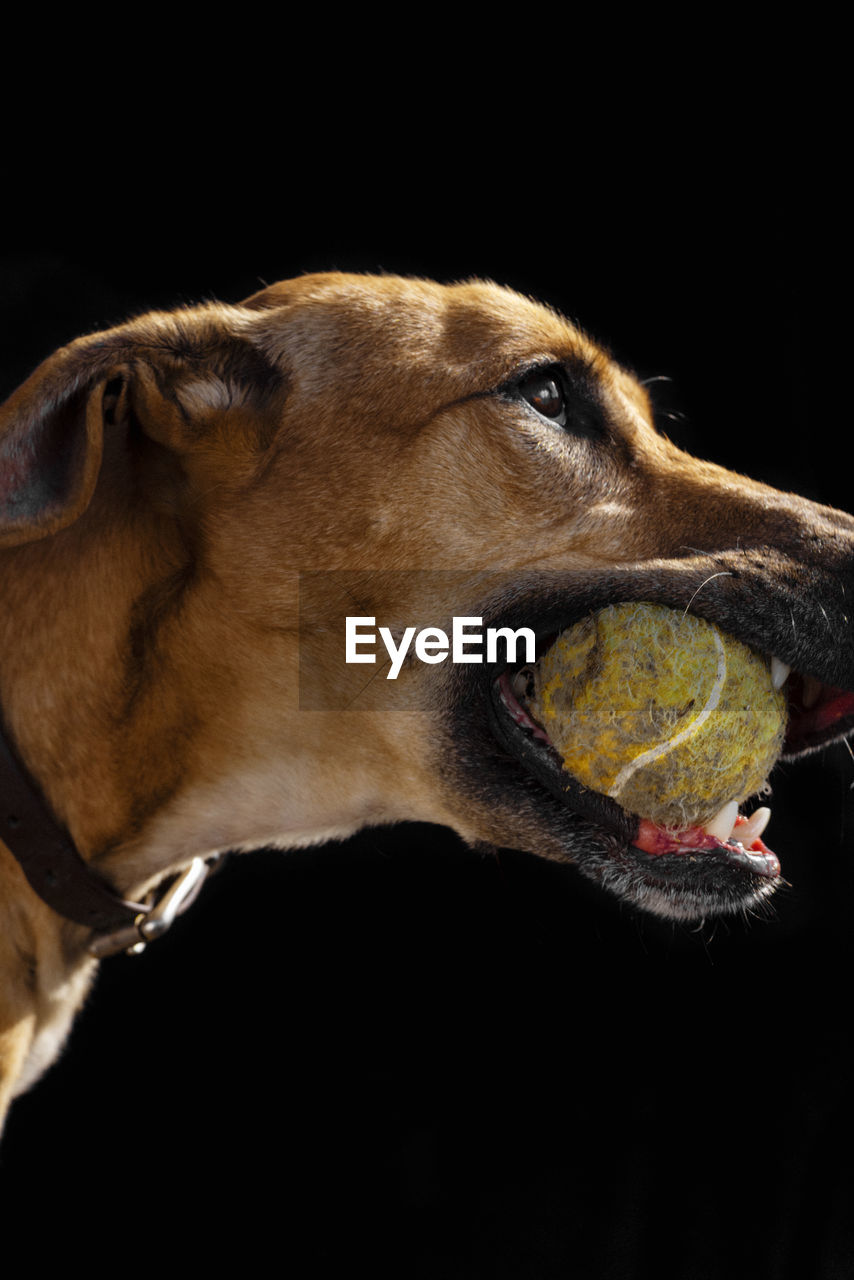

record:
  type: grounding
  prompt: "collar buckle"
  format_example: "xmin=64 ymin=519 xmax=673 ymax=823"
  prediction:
xmin=88 ymin=858 xmax=211 ymax=959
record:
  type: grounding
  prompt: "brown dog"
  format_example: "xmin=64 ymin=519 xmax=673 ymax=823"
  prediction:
xmin=2 ymin=271 xmax=854 ymax=1129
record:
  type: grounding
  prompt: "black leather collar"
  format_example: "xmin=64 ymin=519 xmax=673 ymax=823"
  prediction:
xmin=0 ymin=711 xmax=212 ymax=954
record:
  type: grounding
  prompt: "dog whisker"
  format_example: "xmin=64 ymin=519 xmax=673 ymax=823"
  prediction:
xmin=682 ymin=572 xmax=734 ymax=616
xmin=839 ymin=735 xmax=854 ymax=789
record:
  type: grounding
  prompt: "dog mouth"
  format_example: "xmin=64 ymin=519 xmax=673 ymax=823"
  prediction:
xmin=482 ymin=616 xmax=854 ymax=920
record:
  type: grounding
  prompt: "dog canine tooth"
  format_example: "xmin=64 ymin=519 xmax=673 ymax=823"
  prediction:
xmin=702 ymin=800 xmax=739 ymax=842
xmin=735 ymin=806 xmax=771 ymax=845
xmin=771 ymin=656 xmax=791 ymax=690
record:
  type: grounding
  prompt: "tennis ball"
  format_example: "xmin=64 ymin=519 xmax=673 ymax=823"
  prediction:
xmin=527 ymin=602 xmax=787 ymax=830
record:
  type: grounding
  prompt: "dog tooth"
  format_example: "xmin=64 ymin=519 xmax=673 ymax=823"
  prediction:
xmin=736 ymin=806 xmax=771 ymax=845
xmin=702 ymin=800 xmax=739 ymax=842
xmin=771 ymin=657 xmax=791 ymax=690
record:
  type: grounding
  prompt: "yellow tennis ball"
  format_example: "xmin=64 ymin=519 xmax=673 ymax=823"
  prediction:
xmin=528 ymin=602 xmax=787 ymax=830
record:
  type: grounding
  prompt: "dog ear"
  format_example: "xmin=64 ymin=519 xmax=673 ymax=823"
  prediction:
xmin=0 ymin=308 xmax=278 ymax=549
xmin=0 ymin=339 xmax=115 ymax=549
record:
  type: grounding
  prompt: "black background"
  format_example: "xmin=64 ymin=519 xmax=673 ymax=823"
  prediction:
xmin=1 ymin=176 xmax=852 ymax=1278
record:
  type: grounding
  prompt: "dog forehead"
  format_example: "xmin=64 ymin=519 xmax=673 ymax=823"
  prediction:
xmin=241 ymin=272 xmax=588 ymax=392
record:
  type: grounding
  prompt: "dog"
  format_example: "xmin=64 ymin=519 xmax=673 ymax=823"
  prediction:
xmin=2 ymin=271 xmax=854 ymax=1130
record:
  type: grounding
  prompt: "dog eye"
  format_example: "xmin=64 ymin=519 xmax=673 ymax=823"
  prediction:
xmin=515 ymin=368 xmax=568 ymax=428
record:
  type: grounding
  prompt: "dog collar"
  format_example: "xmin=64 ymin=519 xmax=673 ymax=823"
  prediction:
xmin=0 ymin=713 xmax=212 ymax=958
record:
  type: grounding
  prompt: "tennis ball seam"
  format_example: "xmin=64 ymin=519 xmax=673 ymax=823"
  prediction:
xmin=608 ymin=627 xmax=727 ymax=800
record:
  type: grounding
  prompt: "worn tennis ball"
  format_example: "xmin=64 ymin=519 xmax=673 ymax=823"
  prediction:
xmin=527 ymin=602 xmax=787 ymax=830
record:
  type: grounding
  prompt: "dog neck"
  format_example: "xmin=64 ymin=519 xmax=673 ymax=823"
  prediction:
xmin=0 ymin=463 xmax=444 ymax=933
xmin=0 ymin=709 xmax=204 ymax=954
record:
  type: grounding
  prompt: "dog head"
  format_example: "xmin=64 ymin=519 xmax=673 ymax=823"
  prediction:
xmin=3 ymin=272 xmax=854 ymax=924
